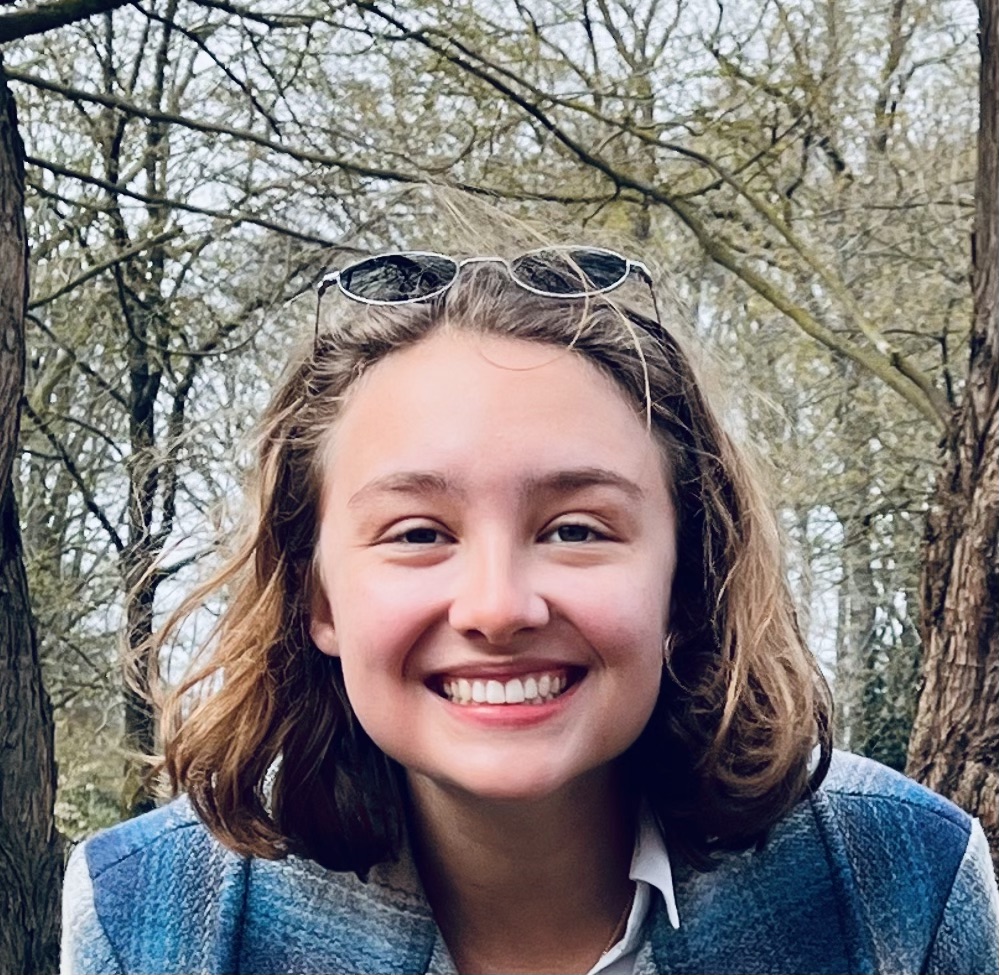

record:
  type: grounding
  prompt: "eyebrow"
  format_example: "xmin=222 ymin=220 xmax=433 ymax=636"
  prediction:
xmin=347 ymin=466 xmax=646 ymax=508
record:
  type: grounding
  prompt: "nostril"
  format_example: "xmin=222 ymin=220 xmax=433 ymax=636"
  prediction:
xmin=447 ymin=593 xmax=551 ymax=646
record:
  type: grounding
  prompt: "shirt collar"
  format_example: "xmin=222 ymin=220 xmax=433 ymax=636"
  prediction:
xmin=588 ymin=806 xmax=681 ymax=975
xmin=630 ymin=804 xmax=680 ymax=930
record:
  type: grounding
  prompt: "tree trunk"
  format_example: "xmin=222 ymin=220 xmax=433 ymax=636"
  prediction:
xmin=907 ymin=0 xmax=999 ymax=872
xmin=0 ymin=56 xmax=63 ymax=975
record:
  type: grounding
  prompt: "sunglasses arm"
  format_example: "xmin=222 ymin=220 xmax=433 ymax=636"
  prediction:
xmin=630 ymin=260 xmax=653 ymax=285
xmin=315 ymin=271 xmax=343 ymax=343
xmin=317 ymin=271 xmax=342 ymax=299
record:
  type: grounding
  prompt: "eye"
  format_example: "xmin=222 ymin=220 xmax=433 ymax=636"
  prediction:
xmin=540 ymin=521 xmax=606 ymax=544
xmin=386 ymin=523 xmax=452 ymax=545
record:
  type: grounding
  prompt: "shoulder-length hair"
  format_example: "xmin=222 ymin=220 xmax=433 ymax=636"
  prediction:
xmin=155 ymin=260 xmax=832 ymax=873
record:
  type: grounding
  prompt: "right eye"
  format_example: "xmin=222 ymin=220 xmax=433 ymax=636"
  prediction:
xmin=384 ymin=522 xmax=453 ymax=546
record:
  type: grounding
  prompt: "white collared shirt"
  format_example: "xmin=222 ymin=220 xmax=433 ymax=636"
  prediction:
xmin=587 ymin=808 xmax=681 ymax=975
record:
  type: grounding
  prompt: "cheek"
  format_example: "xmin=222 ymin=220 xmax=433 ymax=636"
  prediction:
xmin=333 ymin=572 xmax=447 ymax=667
xmin=335 ymin=639 xmax=420 ymax=758
xmin=563 ymin=566 xmax=671 ymax=653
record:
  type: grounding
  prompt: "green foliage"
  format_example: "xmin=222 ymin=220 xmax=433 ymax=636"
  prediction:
xmin=53 ymin=713 xmax=125 ymax=840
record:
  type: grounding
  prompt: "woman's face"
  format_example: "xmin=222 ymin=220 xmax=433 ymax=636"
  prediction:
xmin=310 ymin=330 xmax=677 ymax=807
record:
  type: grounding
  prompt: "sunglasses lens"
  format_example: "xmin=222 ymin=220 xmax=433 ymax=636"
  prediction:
xmin=511 ymin=248 xmax=629 ymax=295
xmin=339 ymin=253 xmax=459 ymax=302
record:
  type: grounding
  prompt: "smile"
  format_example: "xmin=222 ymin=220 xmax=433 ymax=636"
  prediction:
xmin=437 ymin=669 xmax=580 ymax=706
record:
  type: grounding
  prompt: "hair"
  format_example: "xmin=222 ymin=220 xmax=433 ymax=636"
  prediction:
xmin=154 ymin=255 xmax=833 ymax=875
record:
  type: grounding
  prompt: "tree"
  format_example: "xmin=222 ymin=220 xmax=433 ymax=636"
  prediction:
xmin=9 ymin=1 xmax=366 ymax=822
xmin=1 ymin=1 xmax=134 ymax=968
xmin=0 ymin=56 xmax=63 ymax=975
xmin=906 ymin=0 xmax=999 ymax=860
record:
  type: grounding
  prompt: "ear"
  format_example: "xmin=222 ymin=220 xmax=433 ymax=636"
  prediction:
xmin=310 ymin=585 xmax=339 ymax=657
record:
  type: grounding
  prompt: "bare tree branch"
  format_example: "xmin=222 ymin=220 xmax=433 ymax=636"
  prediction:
xmin=28 ymin=228 xmax=182 ymax=310
xmin=27 ymin=154 xmax=341 ymax=244
xmin=0 ymin=0 xmax=129 ymax=43
xmin=21 ymin=400 xmax=125 ymax=554
xmin=6 ymin=66 xmax=426 ymax=185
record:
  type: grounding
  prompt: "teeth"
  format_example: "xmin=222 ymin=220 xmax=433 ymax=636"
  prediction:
xmin=439 ymin=670 xmax=573 ymax=706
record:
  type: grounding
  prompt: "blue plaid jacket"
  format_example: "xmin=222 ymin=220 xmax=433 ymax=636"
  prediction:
xmin=62 ymin=751 xmax=999 ymax=974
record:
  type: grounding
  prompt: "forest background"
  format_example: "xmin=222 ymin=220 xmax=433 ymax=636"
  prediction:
xmin=1 ymin=0 xmax=997 ymax=971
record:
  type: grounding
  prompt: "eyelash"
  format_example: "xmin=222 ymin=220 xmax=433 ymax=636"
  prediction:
xmin=539 ymin=521 xmax=607 ymax=544
xmin=390 ymin=525 xmax=452 ymax=546
xmin=384 ymin=519 xmax=608 ymax=546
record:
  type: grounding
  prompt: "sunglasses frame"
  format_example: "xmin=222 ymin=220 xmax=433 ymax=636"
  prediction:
xmin=317 ymin=247 xmax=653 ymax=305
xmin=314 ymin=247 xmax=662 ymax=349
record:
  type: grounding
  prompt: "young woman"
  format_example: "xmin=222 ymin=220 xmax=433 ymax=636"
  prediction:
xmin=62 ymin=248 xmax=999 ymax=974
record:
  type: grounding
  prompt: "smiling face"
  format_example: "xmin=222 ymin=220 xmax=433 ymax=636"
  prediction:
xmin=310 ymin=330 xmax=677 ymax=807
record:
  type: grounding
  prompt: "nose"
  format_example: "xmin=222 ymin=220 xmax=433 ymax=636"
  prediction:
xmin=447 ymin=538 xmax=550 ymax=645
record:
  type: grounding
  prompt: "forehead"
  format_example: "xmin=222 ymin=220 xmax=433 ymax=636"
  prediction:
xmin=324 ymin=330 xmax=669 ymax=499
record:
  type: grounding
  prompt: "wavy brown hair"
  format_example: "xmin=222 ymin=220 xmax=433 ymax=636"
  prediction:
xmin=155 ymin=258 xmax=833 ymax=874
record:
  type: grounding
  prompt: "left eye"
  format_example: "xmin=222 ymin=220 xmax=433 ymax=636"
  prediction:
xmin=542 ymin=523 xmax=603 ymax=543
xmin=389 ymin=526 xmax=449 ymax=545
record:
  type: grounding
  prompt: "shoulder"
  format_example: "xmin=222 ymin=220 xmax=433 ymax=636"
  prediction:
xmin=79 ymin=794 xmax=239 ymax=913
xmin=81 ymin=793 xmax=211 ymax=878
xmin=63 ymin=796 xmax=440 ymax=974
xmin=656 ymin=753 xmax=998 ymax=973
xmin=63 ymin=796 xmax=249 ymax=974
xmin=821 ymin=749 xmax=968 ymax=819
xmin=818 ymin=748 xmax=969 ymax=830
xmin=808 ymin=750 xmax=998 ymax=972
xmin=813 ymin=750 xmax=972 ymax=872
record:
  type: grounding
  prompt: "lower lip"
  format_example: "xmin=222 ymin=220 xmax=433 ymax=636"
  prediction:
xmin=435 ymin=681 xmax=581 ymax=728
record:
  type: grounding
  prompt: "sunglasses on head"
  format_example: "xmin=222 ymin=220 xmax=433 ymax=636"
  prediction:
xmin=318 ymin=248 xmax=652 ymax=305
xmin=314 ymin=248 xmax=660 ymax=342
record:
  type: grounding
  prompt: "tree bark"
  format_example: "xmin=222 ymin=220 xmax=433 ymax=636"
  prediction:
xmin=0 ymin=56 xmax=63 ymax=975
xmin=907 ymin=0 xmax=999 ymax=873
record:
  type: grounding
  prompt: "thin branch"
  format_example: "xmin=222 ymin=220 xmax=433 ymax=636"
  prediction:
xmin=132 ymin=0 xmax=282 ymax=136
xmin=47 ymin=409 xmax=124 ymax=457
xmin=152 ymin=545 xmax=213 ymax=582
xmin=28 ymin=228 xmax=181 ymax=309
xmin=21 ymin=399 xmax=126 ymax=553
xmin=0 ymin=0 xmax=129 ymax=42
xmin=26 ymin=154 xmax=341 ymax=246
xmin=187 ymin=0 xmax=321 ymax=29
xmin=6 ymin=67 xmax=426 ymax=185
xmin=671 ymin=202 xmax=947 ymax=428
xmin=27 ymin=313 xmax=129 ymax=408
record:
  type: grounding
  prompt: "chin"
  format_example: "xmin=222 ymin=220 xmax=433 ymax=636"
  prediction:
xmin=414 ymin=761 xmax=605 ymax=807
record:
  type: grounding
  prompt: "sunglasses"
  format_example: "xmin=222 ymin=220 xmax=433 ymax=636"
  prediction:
xmin=318 ymin=248 xmax=652 ymax=306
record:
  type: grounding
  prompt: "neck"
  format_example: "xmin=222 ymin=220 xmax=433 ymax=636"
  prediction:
xmin=407 ymin=767 xmax=638 ymax=975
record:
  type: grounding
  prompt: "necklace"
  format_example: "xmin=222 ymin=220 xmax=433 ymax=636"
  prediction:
xmin=600 ymin=885 xmax=636 ymax=957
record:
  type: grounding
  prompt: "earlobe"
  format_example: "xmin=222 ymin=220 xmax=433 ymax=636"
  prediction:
xmin=662 ymin=632 xmax=675 ymax=662
xmin=311 ymin=618 xmax=339 ymax=657
xmin=310 ymin=590 xmax=339 ymax=657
